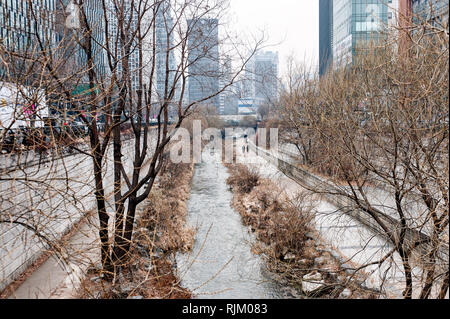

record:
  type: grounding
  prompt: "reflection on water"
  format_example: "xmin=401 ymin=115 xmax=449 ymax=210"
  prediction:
xmin=176 ymin=147 xmax=295 ymax=299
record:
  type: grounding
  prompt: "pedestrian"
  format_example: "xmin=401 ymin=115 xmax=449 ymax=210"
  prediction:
xmin=242 ymin=145 xmax=245 ymax=154
xmin=246 ymin=145 xmax=249 ymax=153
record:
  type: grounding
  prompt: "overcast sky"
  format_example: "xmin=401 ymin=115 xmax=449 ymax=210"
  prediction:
xmin=229 ymin=0 xmax=319 ymax=77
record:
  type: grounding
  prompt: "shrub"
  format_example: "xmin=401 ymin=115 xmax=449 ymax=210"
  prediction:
xmin=226 ymin=164 xmax=260 ymax=193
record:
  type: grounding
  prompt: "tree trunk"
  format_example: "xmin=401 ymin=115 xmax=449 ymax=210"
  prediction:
xmin=92 ymin=152 xmax=113 ymax=280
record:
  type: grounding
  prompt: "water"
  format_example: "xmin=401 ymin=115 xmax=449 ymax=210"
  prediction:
xmin=176 ymin=147 xmax=293 ymax=299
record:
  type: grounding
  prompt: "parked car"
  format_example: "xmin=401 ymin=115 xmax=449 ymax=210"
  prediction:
xmin=1 ymin=129 xmax=17 ymax=153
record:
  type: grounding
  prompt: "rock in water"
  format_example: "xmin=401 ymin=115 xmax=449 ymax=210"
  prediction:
xmin=339 ymin=288 xmax=352 ymax=299
xmin=302 ymin=272 xmax=325 ymax=293
xmin=283 ymin=253 xmax=296 ymax=261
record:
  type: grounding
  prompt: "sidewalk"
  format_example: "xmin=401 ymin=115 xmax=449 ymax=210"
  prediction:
xmin=7 ymin=214 xmax=100 ymax=299
xmin=234 ymin=138 xmax=408 ymax=298
xmin=3 ymin=133 xmax=159 ymax=299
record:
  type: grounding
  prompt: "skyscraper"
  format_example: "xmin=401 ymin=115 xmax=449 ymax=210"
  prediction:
xmin=0 ymin=0 xmax=57 ymax=81
xmin=155 ymin=3 xmax=178 ymax=106
xmin=333 ymin=0 xmax=398 ymax=65
xmin=319 ymin=0 xmax=333 ymax=76
xmin=412 ymin=0 xmax=449 ymax=23
xmin=219 ymin=58 xmax=239 ymax=115
xmin=77 ymin=1 xmax=107 ymax=77
xmin=0 ymin=0 xmax=56 ymax=53
xmin=187 ymin=18 xmax=220 ymax=110
xmin=235 ymin=51 xmax=278 ymax=114
xmin=253 ymin=51 xmax=279 ymax=106
xmin=107 ymin=0 xmax=140 ymax=91
xmin=55 ymin=1 xmax=107 ymax=78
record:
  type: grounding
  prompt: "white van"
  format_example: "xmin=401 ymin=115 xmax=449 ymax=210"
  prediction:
xmin=0 ymin=82 xmax=49 ymax=131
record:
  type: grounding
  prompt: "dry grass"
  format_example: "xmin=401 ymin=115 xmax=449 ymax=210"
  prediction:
xmin=138 ymin=163 xmax=196 ymax=253
xmin=226 ymin=165 xmax=313 ymax=263
xmin=226 ymin=164 xmax=260 ymax=194
xmin=225 ymin=163 xmax=378 ymax=299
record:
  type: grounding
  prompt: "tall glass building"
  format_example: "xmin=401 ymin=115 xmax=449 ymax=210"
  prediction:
xmin=333 ymin=0 xmax=398 ymax=65
xmin=412 ymin=0 xmax=449 ymax=23
xmin=77 ymin=1 xmax=107 ymax=77
xmin=187 ymin=18 xmax=220 ymax=109
xmin=0 ymin=0 xmax=56 ymax=53
xmin=319 ymin=0 xmax=333 ymax=76
xmin=253 ymin=51 xmax=279 ymax=105
xmin=156 ymin=3 xmax=177 ymax=102
xmin=107 ymin=0 xmax=140 ymax=91
xmin=0 ymin=1 xmax=106 ymax=78
xmin=1 ymin=0 xmax=56 ymax=82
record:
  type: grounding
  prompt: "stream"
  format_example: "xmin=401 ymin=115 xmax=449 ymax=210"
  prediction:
xmin=176 ymin=146 xmax=297 ymax=299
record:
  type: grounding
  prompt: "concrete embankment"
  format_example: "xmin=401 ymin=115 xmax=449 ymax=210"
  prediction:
xmin=1 ymin=133 xmax=157 ymax=295
xmin=235 ymin=139 xmax=408 ymax=297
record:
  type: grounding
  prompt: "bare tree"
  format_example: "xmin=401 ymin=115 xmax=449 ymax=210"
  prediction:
xmin=278 ymin=57 xmax=318 ymax=166
xmin=0 ymin=0 xmax=263 ymax=290
xmin=278 ymin=10 xmax=448 ymax=299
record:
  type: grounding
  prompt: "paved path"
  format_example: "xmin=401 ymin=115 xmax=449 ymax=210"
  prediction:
xmin=234 ymin=138 xmax=410 ymax=298
xmin=9 ymin=215 xmax=99 ymax=299
xmin=4 ymin=133 xmax=158 ymax=298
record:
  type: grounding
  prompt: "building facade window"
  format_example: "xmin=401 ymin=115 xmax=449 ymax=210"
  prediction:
xmin=333 ymin=0 xmax=394 ymax=65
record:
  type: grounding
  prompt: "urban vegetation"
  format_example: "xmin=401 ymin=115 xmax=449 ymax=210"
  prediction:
xmin=0 ymin=0 xmax=263 ymax=296
xmin=0 ymin=0 xmax=448 ymax=300
xmin=277 ymin=15 xmax=448 ymax=299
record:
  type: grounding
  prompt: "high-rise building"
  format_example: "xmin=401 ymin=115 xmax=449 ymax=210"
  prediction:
xmin=55 ymin=0 xmax=74 ymax=60
xmin=235 ymin=51 xmax=278 ymax=114
xmin=319 ymin=0 xmax=333 ymax=76
xmin=332 ymin=0 xmax=398 ymax=65
xmin=412 ymin=0 xmax=448 ymax=23
xmin=253 ymin=51 xmax=279 ymax=106
xmin=187 ymin=18 xmax=220 ymax=110
xmin=107 ymin=0 xmax=140 ymax=91
xmin=0 ymin=1 xmax=56 ymax=127
xmin=78 ymin=1 xmax=107 ymax=76
xmin=155 ymin=3 xmax=179 ymax=111
xmin=55 ymin=1 xmax=107 ymax=77
xmin=0 ymin=0 xmax=57 ymax=81
xmin=240 ymin=59 xmax=255 ymax=100
xmin=47 ymin=1 xmax=108 ymax=125
xmin=218 ymin=59 xmax=229 ymax=115
xmin=219 ymin=58 xmax=239 ymax=115
xmin=0 ymin=0 xmax=56 ymax=53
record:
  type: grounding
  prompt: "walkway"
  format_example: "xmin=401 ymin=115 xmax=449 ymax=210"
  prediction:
xmin=234 ymin=138 xmax=409 ymax=298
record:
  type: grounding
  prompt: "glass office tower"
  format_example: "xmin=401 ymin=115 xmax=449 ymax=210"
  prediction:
xmin=319 ymin=0 xmax=333 ymax=76
xmin=0 ymin=0 xmax=56 ymax=53
xmin=187 ymin=18 xmax=220 ymax=110
xmin=412 ymin=0 xmax=449 ymax=23
xmin=333 ymin=0 xmax=396 ymax=65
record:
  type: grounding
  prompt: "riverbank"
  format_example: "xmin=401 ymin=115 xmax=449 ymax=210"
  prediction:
xmin=225 ymin=160 xmax=378 ymax=299
xmin=76 ymin=162 xmax=196 ymax=299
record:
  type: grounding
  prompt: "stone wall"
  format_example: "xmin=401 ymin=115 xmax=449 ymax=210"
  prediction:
xmin=0 ymin=134 xmax=157 ymax=291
